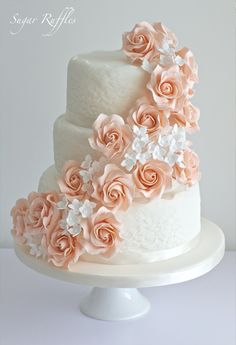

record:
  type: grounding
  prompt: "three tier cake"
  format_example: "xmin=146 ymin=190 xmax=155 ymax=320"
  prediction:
xmin=11 ymin=21 xmax=201 ymax=269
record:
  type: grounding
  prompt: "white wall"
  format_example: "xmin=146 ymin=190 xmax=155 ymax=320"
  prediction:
xmin=1 ymin=0 xmax=235 ymax=249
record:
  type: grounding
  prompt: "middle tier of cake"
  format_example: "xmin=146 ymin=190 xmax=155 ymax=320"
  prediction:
xmin=54 ymin=114 xmax=98 ymax=172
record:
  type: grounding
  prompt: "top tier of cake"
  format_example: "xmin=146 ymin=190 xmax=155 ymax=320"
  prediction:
xmin=66 ymin=50 xmax=149 ymax=127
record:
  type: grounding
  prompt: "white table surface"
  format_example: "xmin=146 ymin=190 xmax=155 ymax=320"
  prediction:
xmin=0 ymin=249 xmax=235 ymax=345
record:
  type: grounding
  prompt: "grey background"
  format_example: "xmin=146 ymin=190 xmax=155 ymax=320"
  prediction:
xmin=1 ymin=0 xmax=235 ymax=249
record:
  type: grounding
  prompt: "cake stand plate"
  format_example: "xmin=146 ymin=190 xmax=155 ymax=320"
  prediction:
xmin=15 ymin=218 xmax=225 ymax=321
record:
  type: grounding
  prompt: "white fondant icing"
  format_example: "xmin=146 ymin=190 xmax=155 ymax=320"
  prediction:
xmin=38 ymin=165 xmax=201 ymax=264
xmin=66 ymin=50 xmax=149 ymax=127
xmin=53 ymin=115 xmax=99 ymax=172
xmin=38 ymin=165 xmax=60 ymax=192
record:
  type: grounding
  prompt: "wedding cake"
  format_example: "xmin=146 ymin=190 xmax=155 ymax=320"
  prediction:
xmin=11 ymin=21 xmax=201 ymax=269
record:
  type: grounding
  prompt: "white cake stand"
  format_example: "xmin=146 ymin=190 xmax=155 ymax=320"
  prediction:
xmin=15 ymin=218 xmax=225 ymax=321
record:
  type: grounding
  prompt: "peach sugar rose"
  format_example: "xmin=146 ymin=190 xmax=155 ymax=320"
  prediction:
xmin=81 ymin=207 xmax=122 ymax=257
xmin=177 ymin=47 xmax=198 ymax=87
xmin=122 ymin=21 xmax=177 ymax=63
xmin=133 ymin=160 xmax=172 ymax=200
xmin=168 ymin=100 xmax=200 ymax=132
xmin=89 ymin=114 xmax=132 ymax=159
xmin=147 ymin=64 xmax=191 ymax=111
xmin=25 ymin=192 xmax=62 ymax=233
xmin=92 ymin=164 xmax=134 ymax=211
xmin=128 ymin=97 xmax=168 ymax=135
xmin=11 ymin=192 xmax=63 ymax=251
xmin=11 ymin=198 xmax=29 ymax=244
xmin=42 ymin=225 xmax=83 ymax=268
xmin=173 ymin=150 xmax=200 ymax=186
xmin=152 ymin=22 xmax=177 ymax=49
xmin=58 ymin=160 xmax=88 ymax=199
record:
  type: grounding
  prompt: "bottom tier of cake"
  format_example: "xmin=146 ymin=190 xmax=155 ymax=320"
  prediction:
xmin=38 ymin=166 xmax=201 ymax=264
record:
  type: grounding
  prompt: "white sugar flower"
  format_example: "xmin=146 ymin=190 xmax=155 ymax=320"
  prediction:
xmin=136 ymin=151 xmax=152 ymax=165
xmin=175 ymin=55 xmax=185 ymax=66
xmin=175 ymin=152 xmax=185 ymax=168
xmin=81 ymin=183 xmax=93 ymax=195
xmin=122 ymin=126 xmax=153 ymax=171
xmin=133 ymin=125 xmax=148 ymax=139
xmin=158 ymin=41 xmax=175 ymax=66
xmin=81 ymin=154 xmax=93 ymax=170
xmin=169 ymin=126 xmax=186 ymax=152
xmin=132 ymin=137 xmax=146 ymax=153
xmin=146 ymin=125 xmax=187 ymax=166
xmin=158 ymin=40 xmax=175 ymax=55
xmin=172 ymin=125 xmax=186 ymax=142
xmin=59 ymin=200 xmax=84 ymax=237
xmin=165 ymin=152 xmax=179 ymax=166
xmin=80 ymin=157 xmax=107 ymax=195
xmin=67 ymin=223 xmax=82 ymax=237
xmin=80 ymin=155 xmax=94 ymax=188
xmin=66 ymin=210 xmax=79 ymax=227
xmin=60 ymin=217 xmax=82 ymax=237
xmin=132 ymin=126 xmax=150 ymax=153
xmin=158 ymin=133 xmax=172 ymax=148
xmin=29 ymin=244 xmax=43 ymax=258
xmin=89 ymin=157 xmax=107 ymax=176
xmin=24 ymin=232 xmax=44 ymax=258
xmin=121 ymin=151 xmax=137 ymax=171
xmin=148 ymin=142 xmax=166 ymax=161
xmin=158 ymin=40 xmax=185 ymax=67
xmin=159 ymin=125 xmax=186 ymax=153
xmin=68 ymin=199 xmax=82 ymax=214
xmin=56 ymin=196 xmax=68 ymax=210
xmin=79 ymin=200 xmax=96 ymax=218
xmin=79 ymin=169 xmax=91 ymax=183
xmin=90 ymin=160 xmax=100 ymax=174
xmin=59 ymin=219 xmax=68 ymax=231
xmin=141 ymin=57 xmax=154 ymax=74
xmin=60 ymin=198 xmax=96 ymax=236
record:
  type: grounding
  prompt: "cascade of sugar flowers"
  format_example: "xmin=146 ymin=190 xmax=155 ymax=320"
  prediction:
xmin=11 ymin=21 xmax=200 ymax=269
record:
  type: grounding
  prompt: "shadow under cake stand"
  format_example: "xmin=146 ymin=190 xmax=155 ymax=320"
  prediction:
xmin=15 ymin=218 xmax=225 ymax=321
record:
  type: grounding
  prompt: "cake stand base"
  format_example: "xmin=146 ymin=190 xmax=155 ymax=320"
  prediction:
xmin=80 ymin=287 xmax=150 ymax=320
xmin=15 ymin=218 xmax=225 ymax=321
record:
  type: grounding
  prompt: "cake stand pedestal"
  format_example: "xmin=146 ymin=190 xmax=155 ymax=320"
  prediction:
xmin=15 ymin=218 xmax=225 ymax=321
